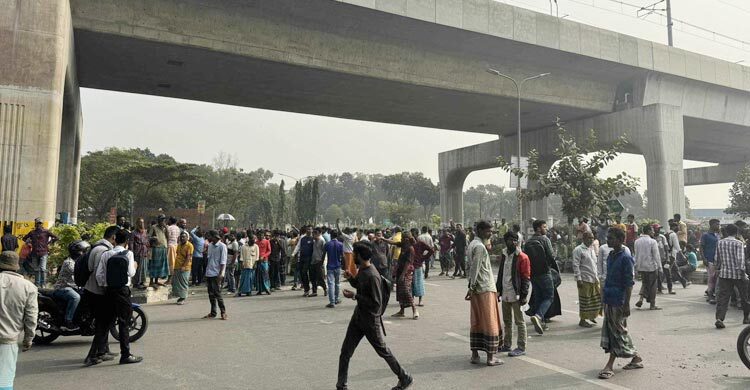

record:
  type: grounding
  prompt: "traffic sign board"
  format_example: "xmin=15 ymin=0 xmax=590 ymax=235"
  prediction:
xmin=605 ymin=199 xmax=624 ymax=214
xmin=509 ymin=156 xmax=528 ymax=189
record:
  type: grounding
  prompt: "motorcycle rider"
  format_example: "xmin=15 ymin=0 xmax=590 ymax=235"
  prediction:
xmin=52 ymin=241 xmax=90 ymax=332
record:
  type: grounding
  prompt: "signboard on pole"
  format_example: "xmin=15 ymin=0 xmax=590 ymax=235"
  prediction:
xmin=197 ymin=200 xmax=206 ymax=215
xmin=108 ymin=208 xmax=117 ymax=224
xmin=509 ymin=156 xmax=529 ymax=189
xmin=605 ymin=199 xmax=625 ymax=214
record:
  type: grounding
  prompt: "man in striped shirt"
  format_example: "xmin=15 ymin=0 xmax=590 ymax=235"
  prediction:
xmin=714 ymin=224 xmax=750 ymax=329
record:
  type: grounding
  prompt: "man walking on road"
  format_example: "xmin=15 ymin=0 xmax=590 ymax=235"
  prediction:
xmin=453 ymin=224 xmax=467 ymax=278
xmin=325 ymin=231 xmax=344 ymax=308
xmin=701 ymin=219 xmax=721 ymax=304
xmin=337 ymin=242 xmax=412 ymax=390
xmin=598 ymin=228 xmax=643 ymax=380
xmin=572 ymin=232 xmax=602 ymax=327
xmin=0 ymin=251 xmax=37 ymax=389
xmin=524 ymin=220 xmax=556 ymax=335
xmin=634 ymin=225 xmax=662 ymax=311
xmin=203 ymin=230 xmax=228 ymax=320
xmin=714 ymin=223 xmax=750 ymax=328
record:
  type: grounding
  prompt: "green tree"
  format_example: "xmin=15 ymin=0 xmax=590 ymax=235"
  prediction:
xmin=79 ymin=148 xmax=201 ymax=220
xmin=498 ymin=124 xmax=639 ymax=225
xmin=325 ymin=204 xmax=344 ymax=223
xmin=726 ymin=164 xmax=750 ymax=218
xmin=277 ymin=180 xmax=286 ymax=224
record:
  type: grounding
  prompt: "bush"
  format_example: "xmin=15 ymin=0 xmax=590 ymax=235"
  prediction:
xmin=48 ymin=222 xmax=112 ymax=271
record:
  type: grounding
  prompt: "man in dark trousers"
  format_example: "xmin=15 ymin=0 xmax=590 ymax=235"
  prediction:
xmin=337 ymin=242 xmax=412 ymax=390
xmin=83 ymin=225 xmax=118 ymax=367
xmin=453 ymin=224 xmax=467 ymax=278
xmin=95 ymin=228 xmax=142 ymax=364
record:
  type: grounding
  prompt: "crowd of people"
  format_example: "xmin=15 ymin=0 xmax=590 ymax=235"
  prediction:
xmin=2 ymin=209 xmax=750 ymax=388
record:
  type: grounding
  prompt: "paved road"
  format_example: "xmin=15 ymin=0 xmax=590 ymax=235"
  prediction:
xmin=15 ymin=272 xmax=750 ymax=389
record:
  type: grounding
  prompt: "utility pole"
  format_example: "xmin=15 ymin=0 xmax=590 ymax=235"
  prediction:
xmin=638 ymin=0 xmax=672 ymax=46
xmin=666 ymin=0 xmax=673 ymax=46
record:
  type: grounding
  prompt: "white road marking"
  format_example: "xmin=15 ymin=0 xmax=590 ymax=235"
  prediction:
xmin=445 ymin=332 xmax=631 ymax=390
xmin=425 ymin=282 xmax=441 ymax=287
xmin=657 ymin=296 xmax=708 ymax=305
xmin=319 ymin=320 xmax=333 ymax=324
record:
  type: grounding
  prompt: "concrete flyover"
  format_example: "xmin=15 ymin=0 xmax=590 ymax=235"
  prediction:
xmin=2 ymin=0 xmax=750 ymax=228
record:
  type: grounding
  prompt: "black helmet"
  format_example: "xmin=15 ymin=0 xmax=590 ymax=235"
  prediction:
xmin=68 ymin=240 xmax=91 ymax=258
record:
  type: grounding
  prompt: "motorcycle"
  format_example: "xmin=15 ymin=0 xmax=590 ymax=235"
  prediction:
xmin=738 ymin=325 xmax=750 ymax=369
xmin=34 ymin=288 xmax=148 ymax=345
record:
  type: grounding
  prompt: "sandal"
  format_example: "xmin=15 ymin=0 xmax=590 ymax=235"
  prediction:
xmin=623 ymin=362 xmax=643 ymax=370
xmin=220 ymin=312 xmax=228 ymax=321
xmin=202 ymin=313 xmax=216 ymax=319
xmin=486 ymin=357 xmax=504 ymax=366
xmin=391 ymin=312 xmax=405 ymax=318
xmin=470 ymin=356 xmax=481 ymax=364
xmin=598 ymin=370 xmax=614 ymax=379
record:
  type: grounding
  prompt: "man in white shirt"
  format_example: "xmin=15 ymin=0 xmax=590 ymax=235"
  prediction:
xmin=667 ymin=221 xmax=688 ymax=290
xmin=634 ymin=225 xmax=662 ymax=310
xmin=95 ymin=228 xmax=141 ymax=365
xmin=572 ymin=232 xmax=601 ymax=328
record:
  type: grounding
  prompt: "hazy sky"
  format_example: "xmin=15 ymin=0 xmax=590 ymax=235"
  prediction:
xmin=81 ymin=0 xmax=750 ymax=210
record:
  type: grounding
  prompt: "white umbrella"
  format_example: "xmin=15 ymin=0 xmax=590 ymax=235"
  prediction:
xmin=216 ymin=213 xmax=235 ymax=221
xmin=216 ymin=213 xmax=235 ymax=228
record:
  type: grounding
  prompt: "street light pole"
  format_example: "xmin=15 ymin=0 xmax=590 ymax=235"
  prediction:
xmin=486 ymin=68 xmax=550 ymax=232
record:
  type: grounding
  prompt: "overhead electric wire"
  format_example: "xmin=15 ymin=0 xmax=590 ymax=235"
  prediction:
xmin=563 ymin=0 xmax=750 ymax=56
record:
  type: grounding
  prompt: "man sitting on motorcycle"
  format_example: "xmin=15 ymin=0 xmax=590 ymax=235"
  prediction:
xmin=52 ymin=241 xmax=90 ymax=331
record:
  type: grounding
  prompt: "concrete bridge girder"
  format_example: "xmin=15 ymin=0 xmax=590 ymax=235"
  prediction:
xmin=439 ymin=104 xmax=694 ymax=227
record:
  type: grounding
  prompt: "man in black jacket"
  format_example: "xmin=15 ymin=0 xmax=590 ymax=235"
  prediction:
xmin=337 ymin=242 xmax=412 ymax=390
xmin=524 ymin=220 xmax=557 ymax=335
xmin=453 ymin=224 xmax=467 ymax=278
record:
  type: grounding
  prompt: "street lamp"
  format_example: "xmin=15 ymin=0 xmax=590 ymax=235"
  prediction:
xmin=486 ymin=68 xmax=550 ymax=232
xmin=275 ymin=172 xmax=317 ymax=182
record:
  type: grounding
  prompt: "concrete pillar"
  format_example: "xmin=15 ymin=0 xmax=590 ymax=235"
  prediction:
xmin=438 ymin=140 xmax=507 ymax=226
xmin=630 ymin=104 xmax=685 ymax=225
xmin=439 ymin=169 xmax=468 ymax=226
xmin=56 ymin=100 xmax=82 ymax=224
xmin=56 ymin=44 xmax=83 ymax=225
xmin=1 ymin=1 xmax=72 ymax=226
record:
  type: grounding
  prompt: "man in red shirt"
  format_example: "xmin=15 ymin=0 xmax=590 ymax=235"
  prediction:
xmin=625 ymin=214 xmax=638 ymax=253
xmin=256 ymin=231 xmax=272 ymax=295
xmin=23 ymin=218 xmax=58 ymax=287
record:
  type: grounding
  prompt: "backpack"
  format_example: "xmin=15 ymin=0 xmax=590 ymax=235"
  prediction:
xmin=675 ymin=251 xmax=688 ymax=267
xmin=74 ymin=243 xmax=106 ymax=287
xmin=106 ymin=250 xmax=130 ymax=289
